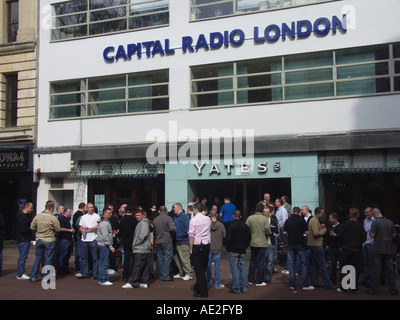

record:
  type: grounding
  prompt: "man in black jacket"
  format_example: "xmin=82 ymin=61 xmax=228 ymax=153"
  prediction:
xmin=283 ymin=206 xmax=314 ymax=290
xmin=337 ymin=207 xmax=366 ymax=293
xmin=225 ymin=210 xmax=251 ymax=294
xmin=119 ymin=206 xmax=138 ymax=282
xmin=16 ymin=202 xmax=33 ymax=279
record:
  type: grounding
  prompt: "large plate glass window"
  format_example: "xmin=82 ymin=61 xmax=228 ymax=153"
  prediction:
xmin=51 ymin=0 xmax=169 ymax=40
xmin=49 ymin=70 xmax=169 ymax=119
xmin=190 ymin=0 xmax=337 ymax=21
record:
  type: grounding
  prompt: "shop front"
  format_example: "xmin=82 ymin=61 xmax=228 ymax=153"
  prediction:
xmin=69 ymin=159 xmax=164 ymax=214
xmin=0 ymin=144 xmax=34 ymax=240
xmin=165 ymin=153 xmax=319 ymax=219
xmin=319 ymin=149 xmax=400 ymax=223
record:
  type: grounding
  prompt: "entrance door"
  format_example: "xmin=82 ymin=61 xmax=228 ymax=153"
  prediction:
xmin=0 ymin=178 xmax=18 ymax=240
xmin=189 ymin=178 xmax=291 ymax=219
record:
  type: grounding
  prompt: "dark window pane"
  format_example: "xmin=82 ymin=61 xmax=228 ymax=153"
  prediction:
xmin=53 ymin=0 xmax=88 ymax=15
xmin=90 ymin=0 xmax=127 ymax=10
xmin=129 ymin=12 xmax=169 ymax=29
xmin=50 ymin=106 xmax=85 ymax=119
xmin=89 ymin=19 xmax=127 ymax=35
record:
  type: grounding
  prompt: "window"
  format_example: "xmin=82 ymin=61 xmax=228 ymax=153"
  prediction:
xmin=7 ymin=0 xmax=19 ymax=42
xmin=191 ymin=43 xmax=400 ymax=108
xmin=51 ymin=0 xmax=169 ymax=41
xmin=190 ymin=0 xmax=336 ymax=21
xmin=5 ymin=74 xmax=18 ymax=127
xmin=50 ymin=70 xmax=169 ymax=119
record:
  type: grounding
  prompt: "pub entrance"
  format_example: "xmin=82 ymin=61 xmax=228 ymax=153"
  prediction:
xmin=189 ymin=178 xmax=291 ymax=219
xmin=88 ymin=175 xmax=165 ymax=215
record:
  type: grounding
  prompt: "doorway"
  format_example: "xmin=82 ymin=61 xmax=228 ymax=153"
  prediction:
xmin=189 ymin=178 xmax=291 ymax=219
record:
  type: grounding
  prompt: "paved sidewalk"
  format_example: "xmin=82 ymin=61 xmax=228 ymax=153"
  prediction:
xmin=1 ymin=241 xmax=399 ymax=301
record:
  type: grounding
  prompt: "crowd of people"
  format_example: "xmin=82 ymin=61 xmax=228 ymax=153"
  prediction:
xmin=9 ymin=194 xmax=400 ymax=297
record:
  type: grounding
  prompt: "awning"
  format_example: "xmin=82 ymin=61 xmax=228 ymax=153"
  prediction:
xmin=319 ymin=150 xmax=400 ymax=174
xmin=68 ymin=161 xmax=164 ymax=179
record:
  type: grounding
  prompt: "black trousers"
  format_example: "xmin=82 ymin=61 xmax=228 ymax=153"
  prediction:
xmin=123 ymin=239 xmax=133 ymax=280
xmin=128 ymin=252 xmax=150 ymax=285
xmin=339 ymin=248 xmax=362 ymax=292
xmin=191 ymin=244 xmax=210 ymax=297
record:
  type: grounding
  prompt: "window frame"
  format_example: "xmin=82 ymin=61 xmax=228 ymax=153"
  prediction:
xmin=190 ymin=0 xmax=338 ymax=22
xmin=51 ymin=0 xmax=169 ymax=41
xmin=7 ymin=0 xmax=19 ymax=43
xmin=190 ymin=43 xmax=400 ymax=109
xmin=49 ymin=70 xmax=169 ymax=120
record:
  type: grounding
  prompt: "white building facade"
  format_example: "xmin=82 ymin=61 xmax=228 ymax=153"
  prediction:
xmin=35 ymin=0 xmax=400 ymax=221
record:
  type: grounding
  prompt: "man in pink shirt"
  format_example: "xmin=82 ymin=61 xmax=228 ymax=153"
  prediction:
xmin=189 ymin=203 xmax=211 ymax=298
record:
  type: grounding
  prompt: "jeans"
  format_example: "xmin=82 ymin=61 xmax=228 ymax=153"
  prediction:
xmin=248 ymin=247 xmax=267 ymax=284
xmin=80 ymin=240 xmax=98 ymax=278
xmin=229 ymin=252 xmax=248 ymax=293
xmin=264 ymin=242 xmax=276 ymax=282
xmin=58 ymin=239 xmax=73 ymax=274
xmin=287 ymin=244 xmax=309 ymax=288
xmin=371 ymin=253 xmax=398 ymax=294
xmin=156 ymin=242 xmax=173 ymax=280
xmin=309 ymin=246 xmax=332 ymax=288
xmin=328 ymin=247 xmax=341 ymax=284
xmin=17 ymin=241 xmax=31 ymax=277
xmin=74 ymin=237 xmax=81 ymax=271
xmin=97 ymin=245 xmax=110 ymax=284
xmin=30 ymin=240 xmax=56 ymax=280
xmin=206 ymin=252 xmax=222 ymax=287
xmin=363 ymin=243 xmax=373 ymax=285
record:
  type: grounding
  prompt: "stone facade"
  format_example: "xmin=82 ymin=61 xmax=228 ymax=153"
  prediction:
xmin=0 ymin=0 xmax=37 ymax=142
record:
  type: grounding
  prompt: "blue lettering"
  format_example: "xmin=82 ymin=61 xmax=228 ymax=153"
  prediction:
xmin=103 ymin=46 xmax=115 ymax=62
xmin=152 ymin=40 xmax=165 ymax=56
xmin=210 ymin=32 xmax=224 ymax=49
xmin=195 ymin=34 xmax=209 ymax=51
xmin=115 ymin=45 xmax=127 ymax=61
xmin=297 ymin=20 xmax=312 ymax=38
xmin=164 ymin=39 xmax=175 ymax=54
xmin=127 ymin=44 xmax=137 ymax=59
xmin=265 ymin=24 xmax=280 ymax=42
xmin=332 ymin=14 xmax=347 ymax=33
xmin=224 ymin=31 xmax=229 ymax=47
xmin=142 ymin=41 xmax=154 ymax=57
xmin=253 ymin=27 xmax=265 ymax=43
xmin=282 ymin=22 xmax=295 ymax=40
xmin=229 ymin=29 xmax=245 ymax=46
xmin=314 ymin=17 xmax=331 ymax=35
xmin=182 ymin=36 xmax=194 ymax=53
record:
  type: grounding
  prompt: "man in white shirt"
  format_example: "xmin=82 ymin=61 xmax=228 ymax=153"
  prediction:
xmin=276 ymin=198 xmax=289 ymax=274
xmin=77 ymin=203 xmax=99 ymax=279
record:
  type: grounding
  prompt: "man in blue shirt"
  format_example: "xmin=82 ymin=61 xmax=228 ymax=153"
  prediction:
xmin=219 ymin=197 xmax=237 ymax=227
xmin=172 ymin=203 xmax=193 ymax=281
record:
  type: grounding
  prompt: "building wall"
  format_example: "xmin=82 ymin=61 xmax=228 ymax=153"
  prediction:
xmin=35 ymin=0 xmax=400 ymax=214
xmin=0 ymin=0 xmax=37 ymax=137
xmin=36 ymin=0 xmax=400 ymax=151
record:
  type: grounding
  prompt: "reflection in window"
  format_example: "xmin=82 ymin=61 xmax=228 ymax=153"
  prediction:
xmin=50 ymin=71 xmax=169 ymax=119
xmin=191 ymin=0 xmax=336 ymax=21
xmin=191 ymin=43 xmax=400 ymax=108
xmin=52 ymin=0 xmax=169 ymax=40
